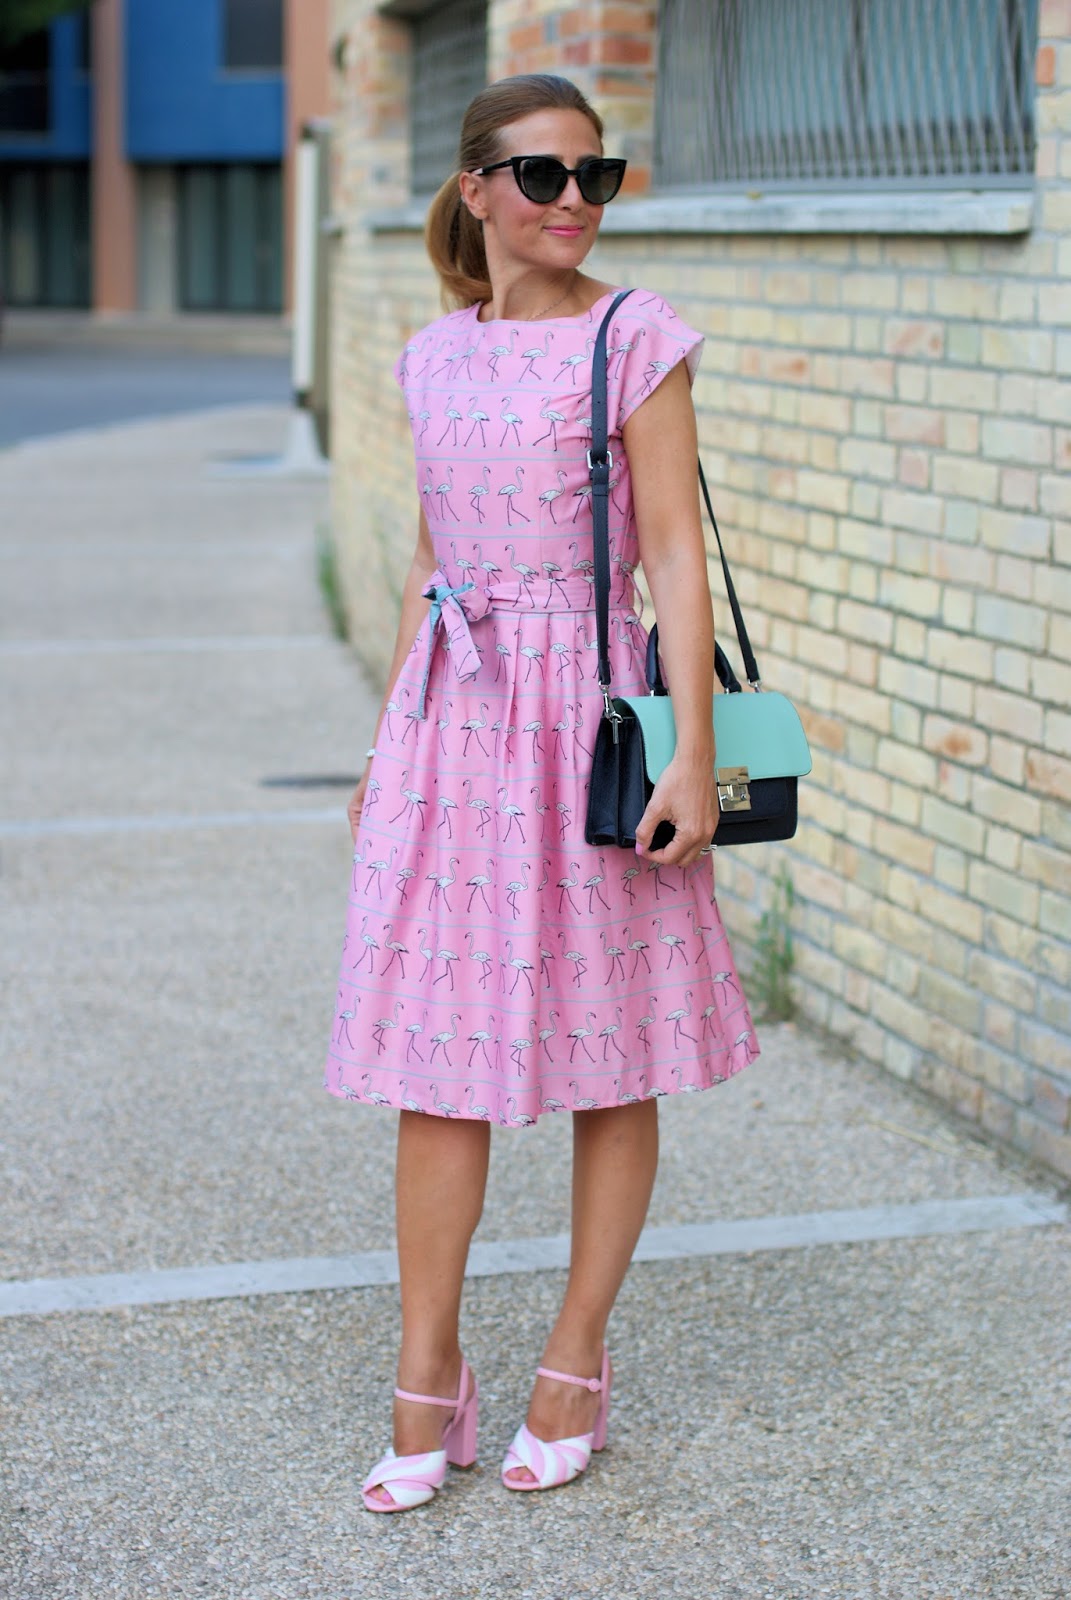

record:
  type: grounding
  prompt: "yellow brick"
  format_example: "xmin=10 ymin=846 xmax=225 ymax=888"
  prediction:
xmin=1026 ymin=748 xmax=1071 ymax=803
xmin=879 ymin=571 xmax=942 ymax=618
xmin=924 ymin=883 xmax=986 ymax=943
xmin=833 ymin=679 xmax=892 ymax=732
xmin=985 ymin=824 xmax=1022 ymax=872
xmin=893 ymin=616 xmax=927 ymax=659
xmin=1034 ymin=655 xmax=1071 ymax=704
xmin=872 ymin=817 xmax=936 ymax=875
xmin=932 ymin=454 xmax=1000 ymax=501
xmin=976 ymin=685 xmax=1044 ymax=743
xmin=880 ymin=488 xmax=944 ymax=536
xmin=841 ymin=272 xmax=899 ymax=310
xmin=877 ymin=737 xmax=937 ymax=789
xmin=838 ymin=599 xmax=892 ymax=646
xmin=981 ymin=326 xmax=1055 ymax=372
xmin=879 ymin=656 xmax=939 ymax=705
xmin=918 ymin=967 xmax=981 ymax=1032
xmin=993 ymin=647 xmax=1032 ymax=692
xmin=922 ymin=794 xmax=985 ymax=854
xmin=922 ymin=715 xmax=988 ymax=766
xmin=968 ymin=861 xmax=1040 ymax=926
xmin=931 ymin=367 xmax=998 ymax=410
xmin=989 ymin=736 xmax=1027 ymax=785
xmin=981 ymin=416 xmax=1054 ymax=467
xmin=933 ymin=844 xmax=969 ymax=892
xmin=939 ymin=278 xmax=1002 ymax=320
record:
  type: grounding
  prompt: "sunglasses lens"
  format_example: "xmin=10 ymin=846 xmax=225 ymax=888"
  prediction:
xmin=578 ymin=160 xmax=625 ymax=204
xmin=517 ymin=158 xmax=567 ymax=203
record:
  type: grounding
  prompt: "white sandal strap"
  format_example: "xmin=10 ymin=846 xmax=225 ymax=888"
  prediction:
xmin=361 ymin=1446 xmax=447 ymax=1508
xmin=502 ymin=1423 xmax=593 ymax=1489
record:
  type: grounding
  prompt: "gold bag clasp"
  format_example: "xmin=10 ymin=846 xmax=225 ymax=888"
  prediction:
xmin=716 ymin=765 xmax=751 ymax=812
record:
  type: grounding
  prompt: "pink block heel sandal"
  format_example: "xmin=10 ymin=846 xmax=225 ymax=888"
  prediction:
xmin=501 ymin=1346 xmax=611 ymax=1492
xmin=361 ymin=1357 xmax=478 ymax=1513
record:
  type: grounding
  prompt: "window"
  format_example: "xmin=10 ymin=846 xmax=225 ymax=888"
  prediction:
xmin=178 ymin=164 xmax=283 ymax=312
xmin=0 ymin=27 xmax=50 ymax=134
xmin=223 ymin=0 xmax=283 ymax=72
xmin=0 ymin=164 xmax=91 ymax=306
xmin=407 ymin=0 xmax=488 ymax=195
xmin=655 ymin=0 xmax=1039 ymax=191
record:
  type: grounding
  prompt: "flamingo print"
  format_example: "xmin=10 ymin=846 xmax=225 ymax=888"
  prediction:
xmin=437 ymin=396 xmax=463 ymax=447
xmin=518 ymin=331 xmax=553 ymax=381
xmin=465 ymin=398 xmax=490 ymax=448
xmin=499 ymin=470 xmax=530 ymax=525
xmin=487 ymin=328 xmax=517 ymax=380
xmin=533 ymin=396 xmax=566 ymax=447
xmin=499 ymin=395 xmax=524 ymax=447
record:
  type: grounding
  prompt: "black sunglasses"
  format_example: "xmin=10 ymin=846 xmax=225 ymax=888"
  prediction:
xmin=472 ymin=155 xmax=627 ymax=206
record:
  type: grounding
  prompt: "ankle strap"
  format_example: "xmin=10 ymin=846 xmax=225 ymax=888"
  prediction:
xmin=536 ymin=1365 xmax=601 ymax=1393
xmin=393 ymin=1387 xmax=459 ymax=1407
xmin=394 ymin=1357 xmax=470 ymax=1410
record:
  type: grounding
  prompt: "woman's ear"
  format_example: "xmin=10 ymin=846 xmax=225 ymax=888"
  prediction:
xmin=458 ymin=171 xmax=487 ymax=222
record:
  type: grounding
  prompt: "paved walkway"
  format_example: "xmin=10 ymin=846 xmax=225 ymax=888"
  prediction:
xmin=1 ymin=407 xmax=1067 ymax=1599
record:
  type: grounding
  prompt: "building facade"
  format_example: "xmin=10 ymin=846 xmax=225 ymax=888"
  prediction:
xmin=0 ymin=0 xmax=329 ymax=314
xmin=327 ymin=0 xmax=1071 ymax=1177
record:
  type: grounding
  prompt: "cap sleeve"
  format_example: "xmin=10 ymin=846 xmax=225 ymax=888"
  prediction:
xmin=607 ymin=293 xmax=704 ymax=434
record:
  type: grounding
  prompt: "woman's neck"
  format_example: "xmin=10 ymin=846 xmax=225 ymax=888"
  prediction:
xmin=477 ymin=270 xmax=582 ymax=323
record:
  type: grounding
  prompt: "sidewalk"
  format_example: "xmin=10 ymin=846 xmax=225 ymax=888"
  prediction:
xmin=0 ymin=406 xmax=1067 ymax=1600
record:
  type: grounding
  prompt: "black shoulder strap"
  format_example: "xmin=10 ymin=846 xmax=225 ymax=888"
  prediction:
xmin=588 ymin=290 xmax=762 ymax=700
xmin=590 ymin=288 xmax=634 ymax=694
xmin=698 ymin=460 xmax=760 ymax=688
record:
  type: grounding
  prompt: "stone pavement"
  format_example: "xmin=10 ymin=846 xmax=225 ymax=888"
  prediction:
xmin=0 ymin=407 xmax=1068 ymax=1600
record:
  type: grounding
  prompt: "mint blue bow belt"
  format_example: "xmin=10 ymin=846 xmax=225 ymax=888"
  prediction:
xmin=414 ymin=570 xmax=493 ymax=718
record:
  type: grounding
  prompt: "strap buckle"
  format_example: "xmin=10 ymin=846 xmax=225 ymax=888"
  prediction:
xmin=601 ymin=685 xmax=623 ymax=744
xmin=586 ymin=447 xmax=613 ymax=471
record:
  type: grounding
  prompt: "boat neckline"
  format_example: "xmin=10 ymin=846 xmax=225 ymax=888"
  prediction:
xmin=470 ymin=287 xmax=624 ymax=326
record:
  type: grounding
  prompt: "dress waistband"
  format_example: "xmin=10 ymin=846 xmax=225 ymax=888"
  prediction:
xmin=413 ymin=567 xmax=637 ymax=718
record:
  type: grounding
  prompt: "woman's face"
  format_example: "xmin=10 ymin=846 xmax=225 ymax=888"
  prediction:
xmin=462 ymin=107 xmax=605 ymax=273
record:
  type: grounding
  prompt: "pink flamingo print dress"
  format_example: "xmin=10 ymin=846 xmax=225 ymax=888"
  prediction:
xmin=323 ymin=288 xmax=758 ymax=1124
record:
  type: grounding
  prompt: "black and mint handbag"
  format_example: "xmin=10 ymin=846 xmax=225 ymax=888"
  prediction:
xmin=582 ymin=289 xmax=812 ymax=850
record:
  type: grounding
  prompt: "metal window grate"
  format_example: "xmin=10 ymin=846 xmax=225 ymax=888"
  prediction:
xmin=654 ymin=0 xmax=1039 ymax=192
xmin=410 ymin=0 xmax=488 ymax=195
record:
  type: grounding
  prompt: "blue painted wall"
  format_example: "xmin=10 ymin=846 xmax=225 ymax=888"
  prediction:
xmin=0 ymin=18 xmax=91 ymax=163
xmin=126 ymin=0 xmax=284 ymax=163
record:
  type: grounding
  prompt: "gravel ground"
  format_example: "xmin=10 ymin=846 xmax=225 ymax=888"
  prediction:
xmin=2 ymin=1231 xmax=1068 ymax=1599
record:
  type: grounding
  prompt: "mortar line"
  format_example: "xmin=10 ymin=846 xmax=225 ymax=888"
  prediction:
xmin=0 ymin=1193 xmax=1063 ymax=1320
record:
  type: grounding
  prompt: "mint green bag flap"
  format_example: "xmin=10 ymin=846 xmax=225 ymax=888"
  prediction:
xmin=617 ymin=690 xmax=813 ymax=786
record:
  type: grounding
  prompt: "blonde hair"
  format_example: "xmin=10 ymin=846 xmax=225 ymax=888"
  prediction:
xmin=425 ymin=74 xmax=604 ymax=313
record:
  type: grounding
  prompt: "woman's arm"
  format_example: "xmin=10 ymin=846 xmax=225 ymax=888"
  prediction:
xmin=621 ymin=359 xmax=718 ymax=867
xmin=347 ymin=506 xmax=438 ymax=842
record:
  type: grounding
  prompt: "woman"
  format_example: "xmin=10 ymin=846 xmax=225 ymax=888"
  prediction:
xmin=323 ymin=73 xmax=757 ymax=1510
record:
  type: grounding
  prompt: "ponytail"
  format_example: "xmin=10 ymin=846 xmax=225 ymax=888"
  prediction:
xmin=425 ymin=172 xmax=491 ymax=313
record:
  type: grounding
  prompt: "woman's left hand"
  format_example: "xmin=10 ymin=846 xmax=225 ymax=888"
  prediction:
xmin=634 ymin=752 xmax=719 ymax=868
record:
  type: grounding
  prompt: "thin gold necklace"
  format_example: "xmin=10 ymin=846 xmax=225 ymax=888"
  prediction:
xmin=521 ymin=274 xmax=578 ymax=321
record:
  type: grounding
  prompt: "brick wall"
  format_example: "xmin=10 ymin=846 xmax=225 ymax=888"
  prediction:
xmin=327 ymin=0 xmax=1071 ymax=1176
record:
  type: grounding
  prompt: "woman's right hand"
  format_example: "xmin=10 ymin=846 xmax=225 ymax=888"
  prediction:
xmin=348 ymin=766 xmax=371 ymax=843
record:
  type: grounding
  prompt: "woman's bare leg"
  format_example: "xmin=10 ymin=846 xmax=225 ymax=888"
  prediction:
xmin=367 ymin=1109 xmax=491 ymax=1506
xmin=505 ymin=1098 xmax=659 ymax=1484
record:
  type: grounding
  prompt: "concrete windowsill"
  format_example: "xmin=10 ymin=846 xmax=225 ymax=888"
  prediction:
xmin=367 ymin=187 xmax=1034 ymax=237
